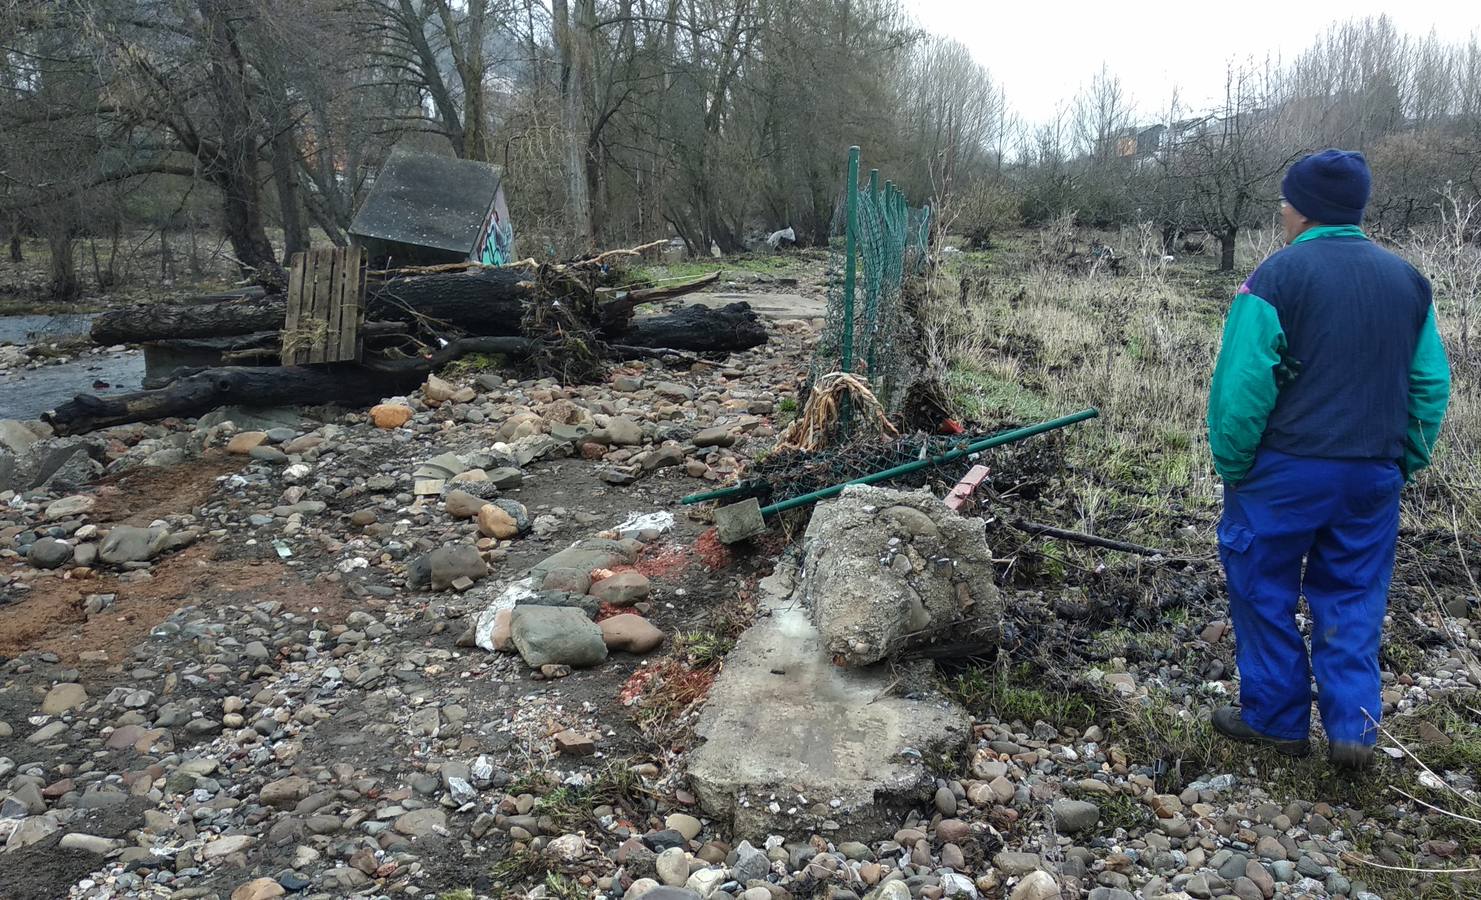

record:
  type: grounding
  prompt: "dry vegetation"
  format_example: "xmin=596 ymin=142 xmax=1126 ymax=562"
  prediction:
xmin=920 ymin=220 xmax=1481 ymax=897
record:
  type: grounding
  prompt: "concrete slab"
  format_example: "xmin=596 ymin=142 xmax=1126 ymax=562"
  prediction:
xmin=686 ymin=561 xmax=969 ymax=840
xmin=713 ymin=498 xmax=767 ymax=544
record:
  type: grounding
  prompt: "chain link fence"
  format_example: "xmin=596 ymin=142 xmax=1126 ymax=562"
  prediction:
xmin=808 ymin=147 xmax=931 ymax=421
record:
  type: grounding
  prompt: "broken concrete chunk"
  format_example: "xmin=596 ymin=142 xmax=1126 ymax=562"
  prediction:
xmin=415 ymin=452 xmax=470 ymax=480
xmin=802 ymin=485 xmax=1002 ymax=667
xmin=553 ymin=729 xmax=596 ymax=756
xmin=423 ymin=374 xmax=458 ymax=404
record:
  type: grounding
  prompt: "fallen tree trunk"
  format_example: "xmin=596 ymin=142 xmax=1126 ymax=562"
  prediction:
xmin=43 ymin=337 xmax=699 ymax=435
xmin=90 ymin=268 xmax=722 ymax=345
xmin=619 ymin=302 xmax=766 ymax=352
xmin=93 ymin=294 xmax=289 ymax=345
xmin=91 ymin=269 xmax=534 ymax=345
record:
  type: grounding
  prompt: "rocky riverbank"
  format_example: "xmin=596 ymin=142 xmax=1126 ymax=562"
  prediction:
xmin=1 ymin=293 xmax=1478 ymax=900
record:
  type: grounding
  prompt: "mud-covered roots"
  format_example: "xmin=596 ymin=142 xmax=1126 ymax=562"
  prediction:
xmin=776 ymin=371 xmax=898 ymax=453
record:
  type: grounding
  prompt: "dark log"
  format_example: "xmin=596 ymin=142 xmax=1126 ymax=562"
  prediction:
xmin=91 ymin=269 xmax=536 ymax=345
xmin=595 ymin=271 xmax=721 ymax=331
xmin=93 ymin=294 xmax=288 ymax=345
xmin=89 ymin=269 xmax=722 ymax=345
xmin=43 ymin=334 xmax=714 ymax=435
xmin=618 ymin=302 xmax=767 ymax=352
xmin=366 ymin=268 xmax=534 ymax=334
xmin=44 ymin=336 xmax=541 ymax=436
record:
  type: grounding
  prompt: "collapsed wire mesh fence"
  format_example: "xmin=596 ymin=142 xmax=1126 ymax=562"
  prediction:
xmin=808 ymin=146 xmax=931 ymax=426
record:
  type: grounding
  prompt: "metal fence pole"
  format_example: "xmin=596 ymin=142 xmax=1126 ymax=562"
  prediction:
xmin=841 ymin=146 xmax=861 ymax=373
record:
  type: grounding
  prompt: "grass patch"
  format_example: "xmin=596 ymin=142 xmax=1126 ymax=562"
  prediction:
xmin=439 ymin=352 xmax=505 ymax=377
xmin=946 ymin=662 xmax=1098 ymax=732
xmin=674 ymin=629 xmax=735 ymax=667
xmin=532 ymin=760 xmax=648 ymax=831
xmin=1097 ymin=792 xmax=1154 ymax=832
xmin=946 ymin=363 xmax=1052 ymax=424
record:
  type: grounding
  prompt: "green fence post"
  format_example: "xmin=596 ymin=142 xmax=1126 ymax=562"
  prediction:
xmin=841 ymin=146 xmax=861 ymax=373
xmin=865 ymin=169 xmax=881 ymax=379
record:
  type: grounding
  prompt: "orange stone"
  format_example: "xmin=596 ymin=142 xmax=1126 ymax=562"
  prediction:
xmin=370 ymin=404 xmax=414 ymax=429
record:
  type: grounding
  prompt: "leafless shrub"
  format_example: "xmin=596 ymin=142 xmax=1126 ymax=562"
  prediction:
xmin=1404 ymin=183 xmax=1481 ymax=364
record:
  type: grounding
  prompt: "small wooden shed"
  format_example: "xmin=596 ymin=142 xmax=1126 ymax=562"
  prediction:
xmin=349 ymin=150 xmax=515 ymax=268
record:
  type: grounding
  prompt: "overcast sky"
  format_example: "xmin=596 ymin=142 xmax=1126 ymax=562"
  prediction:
xmin=906 ymin=0 xmax=1479 ymax=128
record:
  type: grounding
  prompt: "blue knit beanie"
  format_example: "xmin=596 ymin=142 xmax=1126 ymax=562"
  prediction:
xmin=1281 ymin=150 xmax=1370 ymax=225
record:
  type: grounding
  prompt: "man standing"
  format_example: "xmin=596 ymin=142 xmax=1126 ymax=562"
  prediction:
xmin=1206 ymin=149 xmax=1451 ymax=769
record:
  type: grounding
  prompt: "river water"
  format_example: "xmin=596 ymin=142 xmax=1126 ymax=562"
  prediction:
xmin=0 ymin=314 xmax=146 ymax=421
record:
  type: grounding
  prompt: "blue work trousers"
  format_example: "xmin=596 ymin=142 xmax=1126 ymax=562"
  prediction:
xmin=1218 ymin=449 xmax=1403 ymax=746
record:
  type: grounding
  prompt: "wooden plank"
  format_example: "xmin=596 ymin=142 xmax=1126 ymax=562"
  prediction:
xmin=310 ymin=248 xmax=335 ymax=364
xmin=330 ymin=246 xmax=347 ymax=362
xmin=301 ymin=250 xmax=317 ymax=364
xmin=356 ymin=247 xmax=368 ymax=361
xmin=322 ymin=248 xmax=342 ymax=364
xmin=283 ymin=251 xmax=308 ymax=365
xmin=337 ymin=246 xmax=363 ymax=362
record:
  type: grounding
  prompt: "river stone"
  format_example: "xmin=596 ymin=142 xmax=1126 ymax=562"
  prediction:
xmin=994 ymin=851 xmax=1043 ymax=876
xmin=99 ymin=525 xmax=167 ymax=565
xmin=477 ymin=504 xmax=519 ymax=539
xmin=509 ymin=606 xmax=607 ymax=668
xmin=1009 ymin=870 xmax=1061 ymax=900
xmin=370 ymin=404 xmax=413 ymax=428
xmin=1051 ymin=798 xmax=1101 ymax=833
xmin=230 ymin=878 xmax=285 ymax=900
xmin=531 ymin=538 xmax=637 ymax=579
xmin=598 ymin=416 xmax=644 ymax=446
xmin=444 ymin=490 xmax=488 ymax=519
xmin=226 ymin=431 xmax=269 ymax=454
xmin=28 ymin=537 xmax=73 ymax=569
xmin=590 ymin=572 xmax=651 ymax=606
xmin=394 ymin=807 xmax=447 ymax=837
xmin=655 ymin=847 xmax=689 ymax=887
xmin=600 ymin=615 xmax=665 ymax=654
xmin=202 ymin=834 xmax=256 ymax=860
xmin=44 ymin=494 xmax=95 ymax=520
xmin=429 ymin=543 xmax=487 ymax=590
xmin=59 ymin=833 xmax=121 ymax=854
xmin=692 ymin=426 xmax=734 ymax=448
xmin=539 ymin=567 xmax=592 ymax=594
xmin=41 ymin=682 xmax=88 ymax=715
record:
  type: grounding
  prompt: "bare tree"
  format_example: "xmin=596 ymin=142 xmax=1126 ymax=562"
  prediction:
xmin=1173 ymin=63 xmax=1300 ymax=271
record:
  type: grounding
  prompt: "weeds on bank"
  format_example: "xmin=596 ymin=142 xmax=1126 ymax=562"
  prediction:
xmin=946 ymin=661 xmax=1098 ymax=732
xmin=440 ymin=352 xmax=505 ymax=377
xmin=535 ymin=761 xmax=648 ymax=831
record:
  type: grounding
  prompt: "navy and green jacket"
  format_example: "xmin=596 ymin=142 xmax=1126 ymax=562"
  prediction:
xmin=1208 ymin=225 xmax=1451 ymax=483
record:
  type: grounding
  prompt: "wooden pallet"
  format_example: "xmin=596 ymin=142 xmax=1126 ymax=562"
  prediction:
xmin=282 ymin=246 xmax=366 ymax=364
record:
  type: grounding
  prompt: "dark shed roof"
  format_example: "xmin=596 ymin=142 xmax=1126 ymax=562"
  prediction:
xmin=349 ymin=150 xmax=505 ymax=257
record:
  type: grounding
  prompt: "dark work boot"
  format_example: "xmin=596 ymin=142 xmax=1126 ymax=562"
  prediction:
xmin=1211 ymin=706 xmax=1311 ymax=757
xmin=1328 ymin=741 xmax=1375 ymax=771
